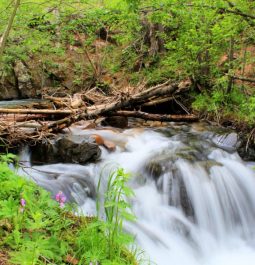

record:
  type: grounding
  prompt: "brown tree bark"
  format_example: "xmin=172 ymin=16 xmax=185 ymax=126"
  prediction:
xmin=0 ymin=108 xmax=74 ymax=115
xmin=46 ymin=80 xmax=191 ymax=131
xmin=105 ymin=110 xmax=198 ymax=122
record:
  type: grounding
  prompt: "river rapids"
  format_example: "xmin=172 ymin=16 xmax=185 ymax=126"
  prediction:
xmin=19 ymin=122 xmax=255 ymax=265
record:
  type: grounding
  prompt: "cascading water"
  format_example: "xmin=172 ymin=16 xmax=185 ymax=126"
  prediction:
xmin=19 ymin=122 xmax=255 ymax=265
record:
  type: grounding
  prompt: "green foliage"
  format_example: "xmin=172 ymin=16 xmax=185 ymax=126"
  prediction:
xmin=192 ymin=85 xmax=255 ymax=124
xmin=0 ymin=155 xmax=138 ymax=264
xmin=97 ymin=168 xmax=136 ymax=259
xmin=1 ymin=0 xmax=255 ymax=125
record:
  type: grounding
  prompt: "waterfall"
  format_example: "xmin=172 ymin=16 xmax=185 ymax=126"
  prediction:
xmin=19 ymin=123 xmax=255 ymax=265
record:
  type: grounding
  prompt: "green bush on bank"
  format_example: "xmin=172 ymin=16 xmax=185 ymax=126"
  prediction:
xmin=0 ymin=154 xmax=137 ymax=265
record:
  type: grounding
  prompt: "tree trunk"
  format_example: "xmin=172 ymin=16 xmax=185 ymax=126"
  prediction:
xmin=227 ymin=37 xmax=234 ymax=94
xmin=0 ymin=0 xmax=20 ymax=60
xmin=105 ymin=110 xmax=198 ymax=122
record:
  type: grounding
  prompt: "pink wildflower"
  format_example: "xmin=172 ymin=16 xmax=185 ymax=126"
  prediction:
xmin=55 ymin=191 xmax=66 ymax=208
xmin=20 ymin=198 xmax=26 ymax=207
xmin=20 ymin=198 xmax=26 ymax=213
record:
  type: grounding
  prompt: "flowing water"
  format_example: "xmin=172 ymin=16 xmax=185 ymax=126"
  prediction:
xmin=19 ymin=122 xmax=255 ymax=265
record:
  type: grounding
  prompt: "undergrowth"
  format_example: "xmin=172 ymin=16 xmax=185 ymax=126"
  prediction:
xmin=0 ymin=154 xmax=138 ymax=265
xmin=192 ymin=85 xmax=255 ymax=126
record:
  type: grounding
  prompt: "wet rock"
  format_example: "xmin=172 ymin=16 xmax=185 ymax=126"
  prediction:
xmin=198 ymin=160 xmax=223 ymax=173
xmin=31 ymin=136 xmax=101 ymax=165
xmin=144 ymin=150 xmax=177 ymax=180
xmin=101 ymin=116 xmax=128 ymax=128
xmin=90 ymin=134 xmax=104 ymax=145
xmin=90 ymin=134 xmax=116 ymax=152
xmin=144 ymin=150 xmax=195 ymax=218
xmin=169 ymin=167 xmax=194 ymax=218
xmin=103 ymin=140 xmax=116 ymax=152
xmin=212 ymin=132 xmax=240 ymax=152
xmin=238 ymin=144 xmax=255 ymax=161
xmin=191 ymin=122 xmax=208 ymax=132
xmin=176 ymin=147 xmax=207 ymax=162
xmin=36 ymin=172 xmax=96 ymax=205
xmin=57 ymin=138 xmax=101 ymax=164
xmin=145 ymin=161 xmax=163 ymax=180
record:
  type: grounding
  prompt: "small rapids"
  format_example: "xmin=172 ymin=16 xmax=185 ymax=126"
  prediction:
xmin=19 ymin=123 xmax=255 ymax=265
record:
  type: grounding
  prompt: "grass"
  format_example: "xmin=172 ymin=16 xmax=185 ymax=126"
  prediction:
xmin=0 ymin=154 xmax=138 ymax=265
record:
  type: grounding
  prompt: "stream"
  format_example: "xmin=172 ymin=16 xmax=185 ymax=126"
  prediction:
xmin=18 ymin=122 xmax=255 ymax=265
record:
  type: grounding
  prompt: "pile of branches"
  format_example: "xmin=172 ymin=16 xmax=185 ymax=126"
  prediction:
xmin=0 ymin=80 xmax=198 ymax=147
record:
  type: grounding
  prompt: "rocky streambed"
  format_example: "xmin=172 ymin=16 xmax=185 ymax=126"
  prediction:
xmin=17 ymin=120 xmax=255 ymax=265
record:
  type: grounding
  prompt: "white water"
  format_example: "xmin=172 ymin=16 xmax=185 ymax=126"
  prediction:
xmin=19 ymin=124 xmax=255 ymax=265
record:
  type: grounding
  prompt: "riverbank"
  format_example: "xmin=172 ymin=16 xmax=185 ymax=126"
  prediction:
xmin=0 ymin=154 xmax=137 ymax=265
xmin=0 ymin=0 xmax=254 ymax=137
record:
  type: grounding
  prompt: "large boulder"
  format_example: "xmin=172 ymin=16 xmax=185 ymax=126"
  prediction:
xmin=101 ymin=116 xmax=128 ymax=128
xmin=31 ymin=136 xmax=101 ymax=165
xmin=14 ymin=61 xmax=37 ymax=98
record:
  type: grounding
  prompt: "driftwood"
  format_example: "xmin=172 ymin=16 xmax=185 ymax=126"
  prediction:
xmin=46 ymin=80 xmax=190 ymax=131
xmin=0 ymin=108 xmax=75 ymax=115
xmin=0 ymin=80 xmax=195 ymax=146
xmin=106 ymin=111 xmax=198 ymax=122
xmin=142 ymin=95 xmax=176 ymax=107
xmin=0 ymin=114 xmax=48 ymax=122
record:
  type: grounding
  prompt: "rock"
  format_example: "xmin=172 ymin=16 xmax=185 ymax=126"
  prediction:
xmin=56 ymin=138 xmax=101 ymax=164
xmin=101 ymin=116 xmax=128 ymax=128
xmin=191 ymin=122 xmax=208 ymax=132
xmin=90 ymin=134 xmax=104 ymax=145
xmin=103 ymin=140 xmax=116 ymax=152
xmin=198 ymin=160 xmax=223 ymax=173
xmin=14 ymin=61 xmax=36 ymax=98
xmin=36 ymin=172 xmax=96 ymax=205
xmin=31 ymin=136 xmax=101 ymax=165
xmin=170 ymin=166 xmax=194 ymax=218
xmin=238 ymin=144 xmax=255 ymax=161
xmin=145 ymin=161 xmax=163 ymax=180
xmin=0 ymin=86 xmax=20 ymax=100
xmin=212 ymin=132 xmax=240 ymax=152
xmin=90 ymin=134 xmax=116 ymax=152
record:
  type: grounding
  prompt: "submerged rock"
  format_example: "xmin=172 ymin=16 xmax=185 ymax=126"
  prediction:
xmin=145 ymin=161 xmax=164 ymax=180
xmin=31 ymin=136 xmax=101 ymax=165
xmin=169 ymin=167 xmax=194 ymax=218
xmin=35 ymin=171 xmax=96 ymax=205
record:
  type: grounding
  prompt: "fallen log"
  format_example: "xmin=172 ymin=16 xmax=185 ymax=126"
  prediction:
xmin=43 ymin=81 xmax=183 ymax=132
xmin=0 ymin=108 xmax=74 ymax=115
xmin=0 ymin=114 xmax=48 ymax=122
xmin=0 ymin=80 xmax=193 ymax=147
xmin=46 ymin=80 xmax=191 ymax=131
xmin=106 ymin=110 xmax=198 ymax=122
xmin=142 ymin=96 xmax=176 ymax=107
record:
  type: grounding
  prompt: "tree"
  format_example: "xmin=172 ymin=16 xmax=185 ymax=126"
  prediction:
xmin=0 ymin=0 xmax=20 ymax=60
